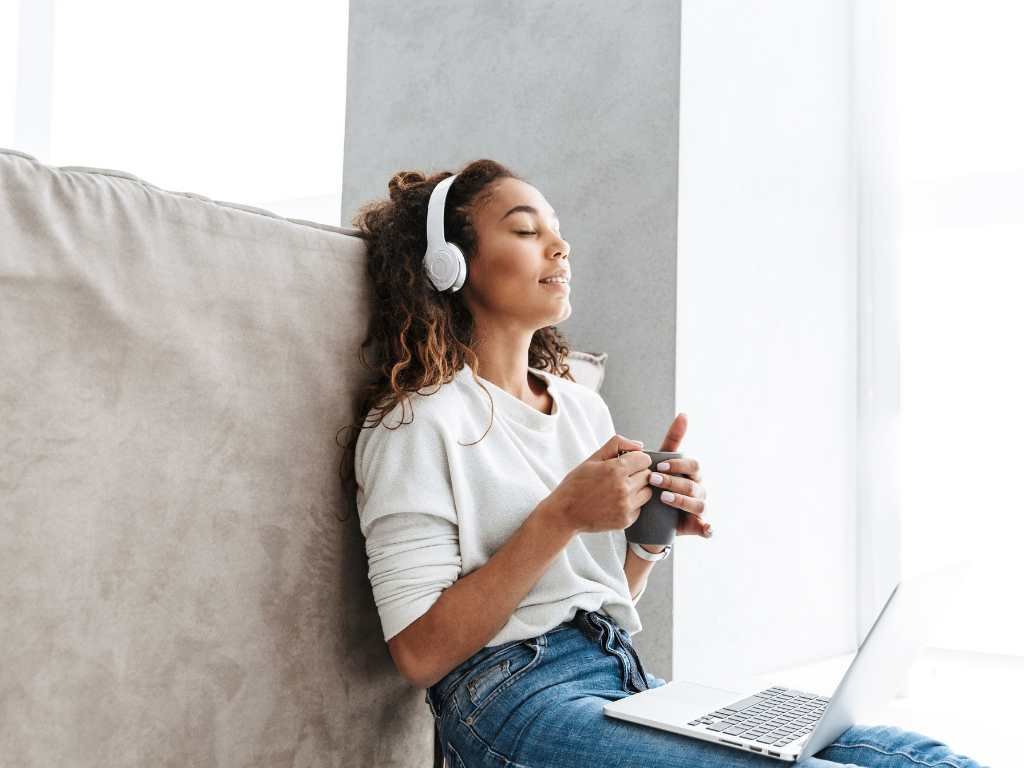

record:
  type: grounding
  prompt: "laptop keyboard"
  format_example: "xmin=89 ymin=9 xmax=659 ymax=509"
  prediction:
xmin=686 ymin=686 xmax=830 ymax=748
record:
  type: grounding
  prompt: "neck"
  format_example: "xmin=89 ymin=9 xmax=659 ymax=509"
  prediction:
xmin=470 ymin=329 xmax=539 ymax=402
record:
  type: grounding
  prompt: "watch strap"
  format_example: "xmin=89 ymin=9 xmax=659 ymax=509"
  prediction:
xmin=629 ymin=540 xmax=672 ymax=562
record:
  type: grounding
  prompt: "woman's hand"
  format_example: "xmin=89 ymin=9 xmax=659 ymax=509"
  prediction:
xmin=650 ymin=413 xmax=711 ymax=539
xmin=545 ymin=434 xmax=655 ymax=537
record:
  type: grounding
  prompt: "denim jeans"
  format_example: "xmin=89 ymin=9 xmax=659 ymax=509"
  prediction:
xmin=425 ymin=608 xmax=989 ymax=768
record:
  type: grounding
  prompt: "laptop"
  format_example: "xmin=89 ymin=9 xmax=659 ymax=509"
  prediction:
xmin=603 ymin=559 xmax=972 ymax=763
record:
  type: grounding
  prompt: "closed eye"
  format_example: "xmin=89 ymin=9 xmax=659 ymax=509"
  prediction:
xmin=516 ymin=230 xmax=537 ymax=236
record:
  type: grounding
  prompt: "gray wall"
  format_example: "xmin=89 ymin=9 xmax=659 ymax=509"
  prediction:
xmin=342 ymin=0 xmax=681 ymax=679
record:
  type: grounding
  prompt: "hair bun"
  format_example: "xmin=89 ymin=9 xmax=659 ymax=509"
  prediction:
xmin=388 ymin=170 xmax=427 ymax=201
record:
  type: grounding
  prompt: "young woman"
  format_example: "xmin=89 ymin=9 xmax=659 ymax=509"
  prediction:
xmin=338 ymin=160 xmax=986 ymax=768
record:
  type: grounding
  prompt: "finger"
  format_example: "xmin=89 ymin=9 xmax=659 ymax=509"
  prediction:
xmin=676 ymin=512 xmax=713 ymax=538
xmin=676 ymin=519 xmax=700 ymax=536
xmin=604 ymin=435 xmax=644 ymax=462
xmin=617 ymin=448 xmax=653 ymax=474
xmin=626 ymin=467 xmax=654 ymax=494
xmin=652 ymin=456 xmax=700 ymax=477
xmin=649 ymin=473 xmax=704 ymax=500
xmin=657 ymin=488 xmax=706 ymax=516
xmin=658 ymin=412 xmax=688 ymax=452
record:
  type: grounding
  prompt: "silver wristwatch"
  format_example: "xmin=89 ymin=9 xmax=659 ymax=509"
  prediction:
xmin=628 ymin=541 xmax=673 ymax=562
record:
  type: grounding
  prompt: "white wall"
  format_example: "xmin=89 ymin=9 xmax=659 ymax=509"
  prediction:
xmin=675 ymin=0 xmax=857 ymax=682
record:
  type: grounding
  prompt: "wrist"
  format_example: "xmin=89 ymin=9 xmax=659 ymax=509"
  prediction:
xmin=538 ymin=494 xmax=578 ymax=539
xmin=639 ymin=543 xmax=668 ymax=554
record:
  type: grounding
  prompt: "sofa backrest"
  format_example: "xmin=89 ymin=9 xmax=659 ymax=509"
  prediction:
xmin=0 ymin=146 xmax=422 ymax=766
xmin=0 ymin=147 xmax=607 ymax=767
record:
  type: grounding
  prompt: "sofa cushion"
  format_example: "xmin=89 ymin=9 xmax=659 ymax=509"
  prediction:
xmin=566 ymin=349 xmax=608 ymax=391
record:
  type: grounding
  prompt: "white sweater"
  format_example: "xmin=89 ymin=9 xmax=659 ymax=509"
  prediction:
xmin=354 ymin=363 xmax=649 ymax=648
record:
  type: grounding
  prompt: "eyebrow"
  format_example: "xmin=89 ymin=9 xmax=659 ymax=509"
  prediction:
xmin=500 ymin=205 xmax=560 ymax=228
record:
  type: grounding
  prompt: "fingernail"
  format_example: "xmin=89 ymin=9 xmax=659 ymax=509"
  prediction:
xmin=660 ymin=491 xmax=674 ymax=503
xmin=650 ymin=473 xmax=663 ymax=486
xmin=657 ymin=461 xmax=670 ymax=472
xmin=705 ymin=526 xmax=713 ymax=538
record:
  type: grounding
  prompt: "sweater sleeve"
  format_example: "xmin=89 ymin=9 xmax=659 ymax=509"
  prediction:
xmin=355 ymin=412 xmax=462 ymax=642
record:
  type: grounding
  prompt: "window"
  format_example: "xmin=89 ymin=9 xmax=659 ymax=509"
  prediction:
xmin=0 ymin=0 xmax=19 ymax=148
xmin=5 ymin=0 xmax=350 ymax=225
xmin=889 ymin=1 xmax=1024 ymax=657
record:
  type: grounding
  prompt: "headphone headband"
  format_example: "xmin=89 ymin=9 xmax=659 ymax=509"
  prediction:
xmin=426 ymin=174 xmax=457 ymax=250
xmin=423 ymin=173 xmax=466 ymax=293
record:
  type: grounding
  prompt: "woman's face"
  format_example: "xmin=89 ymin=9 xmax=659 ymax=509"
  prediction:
xmin=464 ymin=178 xmax=572 ymax=334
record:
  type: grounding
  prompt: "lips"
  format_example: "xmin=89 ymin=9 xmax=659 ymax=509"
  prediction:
xmin=539 ymin=269 xmax=570 ymax=282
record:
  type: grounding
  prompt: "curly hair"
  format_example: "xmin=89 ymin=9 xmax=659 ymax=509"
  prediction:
xmin=334 ymin=159 xmax=576 ymax=517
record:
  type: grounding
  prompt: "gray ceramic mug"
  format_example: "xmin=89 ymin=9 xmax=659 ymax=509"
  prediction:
xmin=622 ymin=449 xmax=687 ymax=546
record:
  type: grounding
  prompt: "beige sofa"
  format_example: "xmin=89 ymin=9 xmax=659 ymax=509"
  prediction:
xmin=0 ymin=146 xmax=609 ymax=767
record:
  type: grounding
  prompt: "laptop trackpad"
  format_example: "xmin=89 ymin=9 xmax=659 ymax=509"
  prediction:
xmin=604 ymin=679 xmax=754 ymax=725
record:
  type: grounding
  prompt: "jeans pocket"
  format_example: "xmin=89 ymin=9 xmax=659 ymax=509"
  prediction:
xmin=460 ymin=638 xmax=544 ymax=725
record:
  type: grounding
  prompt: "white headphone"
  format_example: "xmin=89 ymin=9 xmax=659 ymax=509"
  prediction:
xmin=423 ymin=173 xmax=467 ymax=293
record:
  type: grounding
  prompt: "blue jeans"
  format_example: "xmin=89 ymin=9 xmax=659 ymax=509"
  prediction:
xmin=425 ymin=608 xmax=989 ymax=768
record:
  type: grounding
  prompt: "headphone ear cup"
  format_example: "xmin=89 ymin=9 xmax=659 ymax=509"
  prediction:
xmin=426 ymin=246 xmax=452 ymax=291
xmin=448 ymin=243 xmax=466 ymax=292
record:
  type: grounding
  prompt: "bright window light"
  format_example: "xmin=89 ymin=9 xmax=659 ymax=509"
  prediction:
xmin=50 ymin=0 xmax=349 ymax=222
xmin=0 ymin=0 xmax=18 ymax=147
xmin=891 ymin=0 xmax=1024 ymax=657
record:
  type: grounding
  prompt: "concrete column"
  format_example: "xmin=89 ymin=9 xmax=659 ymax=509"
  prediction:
xmin=342 ymin=0 xmax=681 ymax=681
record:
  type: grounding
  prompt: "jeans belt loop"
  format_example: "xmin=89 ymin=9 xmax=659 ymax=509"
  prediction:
xmin=424 ymin=688 xmax=441 ymax=719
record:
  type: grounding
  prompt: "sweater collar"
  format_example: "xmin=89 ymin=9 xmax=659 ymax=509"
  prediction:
xmin=457 ymin=365 xmax=561 ymax=432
